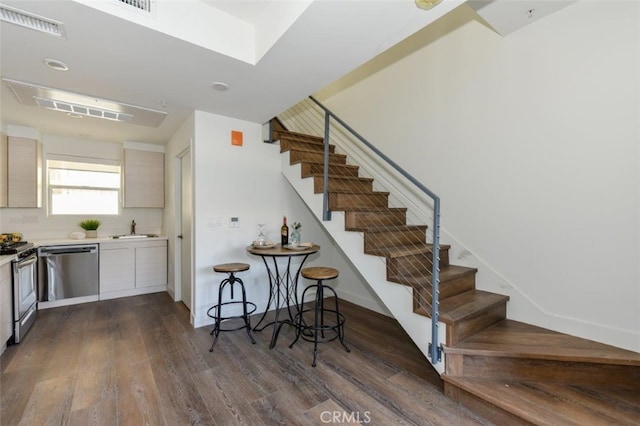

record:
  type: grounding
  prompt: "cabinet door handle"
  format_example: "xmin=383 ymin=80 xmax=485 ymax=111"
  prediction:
xmin=177 ymin=235 xmax=183 ymax=239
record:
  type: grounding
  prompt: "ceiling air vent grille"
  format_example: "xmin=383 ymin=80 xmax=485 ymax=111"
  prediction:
xmin=0 ymin=5 xmax=66 ymax=37
xmin=115 ymin=0 xmax=153 ymax=13
xmin=3 ymin=78 xmax=167 ymax=128
xmin=34 ymin=97 xmax=134 ymax=123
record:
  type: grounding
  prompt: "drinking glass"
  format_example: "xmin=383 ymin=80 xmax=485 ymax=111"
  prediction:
xmin=256 ymin=224 xmax=267 ymax=246
xmin=290 ymin=229 xmax=300 ymax=247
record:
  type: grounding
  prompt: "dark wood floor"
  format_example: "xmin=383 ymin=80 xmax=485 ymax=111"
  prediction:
xmin=0 ymin=292 xmax=493 ymax=425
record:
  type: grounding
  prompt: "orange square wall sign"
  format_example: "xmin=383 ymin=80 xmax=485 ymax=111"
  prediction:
xmin=231 ymin=130 xmax=243 ymax=146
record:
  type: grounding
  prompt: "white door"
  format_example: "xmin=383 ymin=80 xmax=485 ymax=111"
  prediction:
xmin=180 ymin=149 xmax=192 ymax=310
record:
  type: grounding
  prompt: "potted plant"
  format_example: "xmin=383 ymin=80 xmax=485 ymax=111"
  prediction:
xmin=79 ymin=219 xmax=101 ymax=238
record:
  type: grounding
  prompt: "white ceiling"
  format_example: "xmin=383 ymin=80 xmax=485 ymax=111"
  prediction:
xmin=199 ymin=0 xmax=273 ymax=26
xmin=0 ymin=0 xmax=465 ymax=145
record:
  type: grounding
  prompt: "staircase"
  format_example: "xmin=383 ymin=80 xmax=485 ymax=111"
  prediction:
xmin=272 ymin=118 xmax=640 ymax=425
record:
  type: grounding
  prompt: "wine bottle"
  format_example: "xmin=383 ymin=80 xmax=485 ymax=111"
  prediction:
xmin=281 ymin=216 xmax=289 ymax=246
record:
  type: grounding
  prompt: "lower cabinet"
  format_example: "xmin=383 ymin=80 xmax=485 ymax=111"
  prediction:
xmin=99 ymin=239 xmax=167 ymax=300
xmin=0 ymin=262 xmax=13 ymax=354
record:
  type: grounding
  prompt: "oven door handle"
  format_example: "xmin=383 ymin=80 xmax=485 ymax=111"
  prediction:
xmin=16 ymin=256 xmax=37 ymax=269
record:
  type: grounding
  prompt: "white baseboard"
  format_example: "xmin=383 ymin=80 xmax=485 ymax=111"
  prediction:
xmin=99 ymin=285 xmax=167 ymax=301
xmin=337 ymin=288 xmax=391 ymax=317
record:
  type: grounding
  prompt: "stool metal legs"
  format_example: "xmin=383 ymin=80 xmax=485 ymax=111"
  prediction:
xmin=290 ymin=279 xmax=350 ymax=367
xmin=207 ymin=272 xmax=257 ymax=351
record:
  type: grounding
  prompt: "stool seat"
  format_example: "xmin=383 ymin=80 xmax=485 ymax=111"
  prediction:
xmin=214 ymin=262 xmax=250 ymax=273
xmin=301 ymin=266 xmax=339 ymax=281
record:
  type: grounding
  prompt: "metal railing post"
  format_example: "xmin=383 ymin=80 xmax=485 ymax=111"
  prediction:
xmin=323 ymin=111 xmax=331 ymax=221
xmin=429 ymin=196 xmax=442 ymax=363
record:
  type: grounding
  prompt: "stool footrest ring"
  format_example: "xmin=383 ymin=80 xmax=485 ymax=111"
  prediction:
xmin=293 ymin=309 xmax=346 ymax=344
xmin=207 ymin=301 xmax=258 ymax=331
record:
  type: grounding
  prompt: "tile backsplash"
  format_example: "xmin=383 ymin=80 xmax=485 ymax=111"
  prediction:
xmin=0 ymin=208 xmax=163 ymax=240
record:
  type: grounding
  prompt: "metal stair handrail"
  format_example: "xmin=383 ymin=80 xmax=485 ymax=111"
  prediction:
xmin=308 ymin=95 xmax=442 ymax=364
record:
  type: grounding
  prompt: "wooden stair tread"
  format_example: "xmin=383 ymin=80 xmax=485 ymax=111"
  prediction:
xmin=365 ymin=243 xmax=451 ymax=258
xmin=390 ymin=264 xmax=477 ymax=285
xmin=287 ymin=146 xmax=343 ymax=156
xmin=333 ymin=206 xmax=395 ymax=212
xmin=442 ymin=376 xmax=640 ymax=426
xmin=434 ymin=290 xmax=509 ymax=324
xmin=279 ymin=135 xmax=324 ymax=144
xmin=280 ymin=138 xmax=334 ymax=154
xmin=308 ymin=173 xmax=373 ymax=182
xmin=277 ymin=131 xmax=324 ymax=143
xmin=344 ymin=206 xmax=407 ymax=213
xmin=328 ymin=189 xmax=390 ymax=195
xmin=301 ymin=163 xmax=359 ymax=171
xmin=359 ymin=224 xmax=427 ymax=233
xmin=446 ymin=319 xmax=640 ymax=365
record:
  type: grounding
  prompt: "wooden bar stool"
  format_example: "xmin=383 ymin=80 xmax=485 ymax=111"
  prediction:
xmin=289 ymin=266 xmax=350 ymax=367
xmin=207 ymin=262 xmax=256 ymax=351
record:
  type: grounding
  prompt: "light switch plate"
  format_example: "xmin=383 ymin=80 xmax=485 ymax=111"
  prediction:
xmin=229 ymin=217 xmax=239 ymax=228
xmin=208 ymin=216 xmax=222 ymax=227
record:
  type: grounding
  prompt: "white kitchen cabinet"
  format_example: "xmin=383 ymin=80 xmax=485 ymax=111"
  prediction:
xmin=135 ymin=243 xmax=167 ymax=288
xmin=123 ymin=149 xmax=164 ymax=208
xmin=0 ymin=261 xmax=13 ymax=354
xmin=0 ymin=136 xmax=42 ymax=208
xmin=99 ymin=243 xmax=135 ymax=293
xmin=99 ymin=239 xmax=167 ymax=300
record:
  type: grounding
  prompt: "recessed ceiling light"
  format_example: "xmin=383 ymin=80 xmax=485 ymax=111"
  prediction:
xmin=415 ymin=0 xmax=443 ymax=10
xmin=43 ymin=58 xmax=69 ymax=71
xmin=211 ymin=82 xmax=229 ymax=92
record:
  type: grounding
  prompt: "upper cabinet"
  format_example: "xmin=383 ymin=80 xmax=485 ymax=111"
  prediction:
xmin=123 ymin=148 xmax=164 ymax=208
xmin=0 ymin=135 xmax=42 ymax=208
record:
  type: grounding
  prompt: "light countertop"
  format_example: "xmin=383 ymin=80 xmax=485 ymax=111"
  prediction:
xmin=32 ymin=236 xmax=168 ymax=246
xmin=0 ymin=255 xmax=16 ymax=267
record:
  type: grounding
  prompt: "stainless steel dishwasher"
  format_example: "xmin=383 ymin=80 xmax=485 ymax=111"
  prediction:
xmin=38 ymin=244 xmax=99 ymax=303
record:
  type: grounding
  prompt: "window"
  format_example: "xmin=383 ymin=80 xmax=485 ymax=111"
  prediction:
xmin=47 ymin=158 xmax=121 ymax=215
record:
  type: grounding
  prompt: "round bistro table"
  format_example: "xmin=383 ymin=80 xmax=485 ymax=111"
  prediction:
xmin=246 ymin=243 xmax=320 ymax=348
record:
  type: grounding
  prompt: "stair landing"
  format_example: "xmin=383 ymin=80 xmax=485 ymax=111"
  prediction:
xmin=443 ymin=320 xmax=640 ymax=426
xmin=448 ymin=319 xmax=640 ymax=365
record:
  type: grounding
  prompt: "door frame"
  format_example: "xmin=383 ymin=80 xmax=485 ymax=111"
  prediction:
xmin=174 ymin=145 xmax=194 ymax=321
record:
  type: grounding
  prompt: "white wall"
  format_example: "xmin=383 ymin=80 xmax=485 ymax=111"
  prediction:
xmin=315 ymin=1 xmax=639 ymax=351
xmin=0 ymin=131 xmax=163 ymax=240
xmin=178 ymin=110 xmax=383 ymax=328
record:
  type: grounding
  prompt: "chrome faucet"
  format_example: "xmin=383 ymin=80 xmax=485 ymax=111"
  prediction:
xmin=131 ymin=220 xmax=136 ymax=235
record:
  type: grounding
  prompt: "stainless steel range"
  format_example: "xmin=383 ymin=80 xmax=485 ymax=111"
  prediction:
xmin=3 ymin=241 xmax=38 ymax=344
xmin=0 ymin=241 xmax=34 ymax=256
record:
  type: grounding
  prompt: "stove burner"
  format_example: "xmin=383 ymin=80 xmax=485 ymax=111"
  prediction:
xmin=0 ymin=241 xmax=34 ymax=255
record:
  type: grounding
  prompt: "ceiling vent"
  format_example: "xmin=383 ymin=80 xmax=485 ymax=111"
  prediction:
xmin=33 ymin=97 xmax=135 ymax=123
xmin=0 ymin=4 xmax=66 ymax=38
xmin=113 ymin=0 xmax=153 ymax=13
xmin=4 ymin=78 xmax=167 ymax=127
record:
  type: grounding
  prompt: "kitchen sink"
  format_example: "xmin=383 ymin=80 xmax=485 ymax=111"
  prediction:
xmin=110 ymin=234 xmax=159 ymax=239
